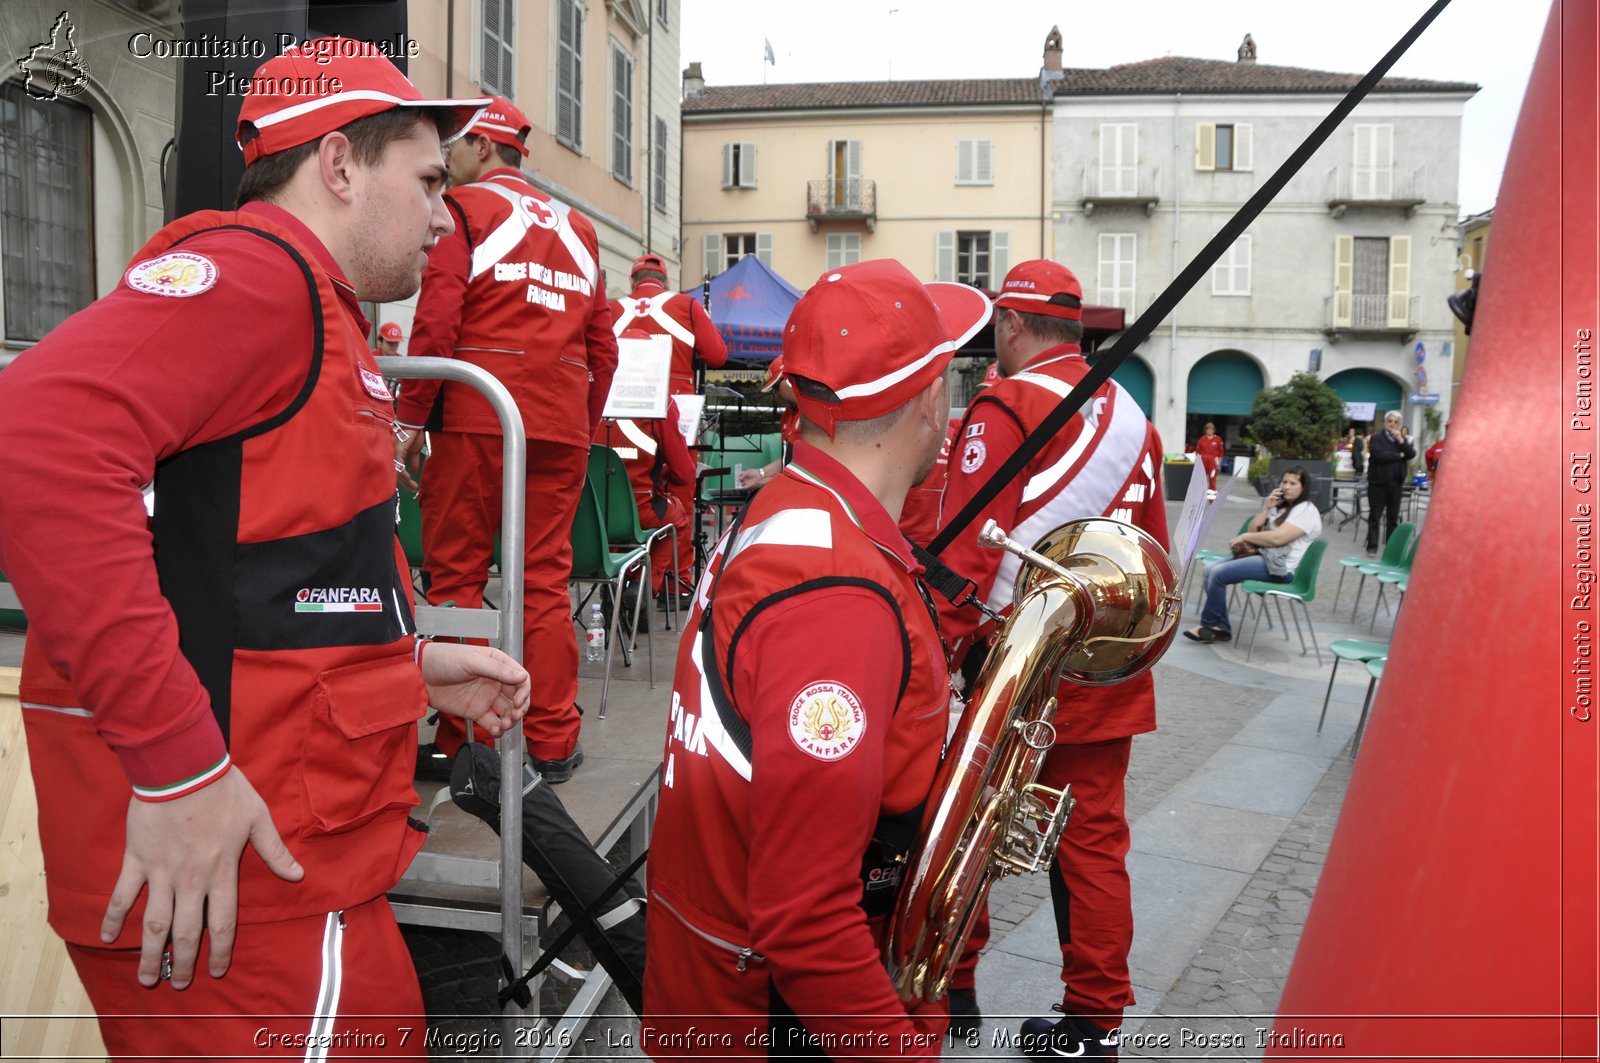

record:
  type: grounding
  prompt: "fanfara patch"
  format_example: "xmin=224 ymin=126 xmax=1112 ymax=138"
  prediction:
xmin=125 ymin=252 xmax=218 ymax=298
xmin=788 ymin=681 xmax=866 ymax=761
xmin=358 ymin=365 xmax=394 ymax=401
xmin=961 ymin=437 xmax=987 ymax=473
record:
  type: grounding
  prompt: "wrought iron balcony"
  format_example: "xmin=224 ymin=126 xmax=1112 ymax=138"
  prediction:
xmin=1326 ymin=292 xmax=1421 ymax=336
xmin=806 ymin=178 xmax=877 ymax=231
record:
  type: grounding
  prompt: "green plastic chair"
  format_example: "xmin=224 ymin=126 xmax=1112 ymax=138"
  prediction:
xmin=1180 ymin=515 xmax=1253 ymax=616
xmin=587 ymin=444 xmax=681 ymax=630
xmin=1332 ymin=521 xmax=1413 ymax=613
xmin=1319 ymin=639 xmax=1389 ymax=733
xmin=1240 ymin=538 xmax=1328 ymax=665
xmin=1355 ymin=532 xmax=1422 ymax=630
xmin=569 ymin=478 xmax=653 ymax=719
xmin=1353 ymin=656 xmax=1387 ymax=756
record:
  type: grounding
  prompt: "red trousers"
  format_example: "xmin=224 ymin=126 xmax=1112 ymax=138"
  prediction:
xmin=68 ymin=895 xmax=424 ymax=1062
xmin=954 ymin=738 xmax=1135 ymax=1026
xmin=640 ymin=494 xmax=692 ymax=593
xmin=666 ymin=475 xmax=698 ymax=588
xmin=421 ymin=432 xmax=585 ymax=761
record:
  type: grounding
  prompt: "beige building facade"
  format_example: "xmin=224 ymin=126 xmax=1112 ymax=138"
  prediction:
xmin=680 ymin=73 xmax=1054 ymax=292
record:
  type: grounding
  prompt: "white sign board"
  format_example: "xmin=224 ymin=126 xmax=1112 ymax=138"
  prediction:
xmin=1343 ymin=401 xmax=1376 ymax=422
xmin=674 ymin=393 xmax=706 ymax=449
xmin=602 ymin=334 xmax=672 ymax=419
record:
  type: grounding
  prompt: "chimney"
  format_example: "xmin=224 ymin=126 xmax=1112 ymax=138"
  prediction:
xmin=1043 ymin=26 xmax=1063 ymax=73
xmin=683 ymin=62 xmax=705 ymax=97
xmin=1237 ymin=33 xmax=1257 ymax=64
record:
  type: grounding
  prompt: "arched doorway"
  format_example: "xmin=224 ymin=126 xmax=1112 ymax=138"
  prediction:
xmin=1185 ymin=350 xmax=1264 ymax=453
xmin=1086 ymin=351 xmax=1155 ymax=418
xmin=1325 ymin=367 xmax=1405 ymax=427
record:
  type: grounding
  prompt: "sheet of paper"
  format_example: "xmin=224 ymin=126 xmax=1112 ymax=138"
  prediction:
xmin=675 ymin=393 xmax=706 ymax=448
xmin=602 ymin=334 xmax=672 ymax=419
xmin=1169 ymin=463 xmax=1240 ymax=578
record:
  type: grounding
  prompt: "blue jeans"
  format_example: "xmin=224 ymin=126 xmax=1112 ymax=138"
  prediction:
xmin=1199 ymin=555 xmax=1291 ymax=633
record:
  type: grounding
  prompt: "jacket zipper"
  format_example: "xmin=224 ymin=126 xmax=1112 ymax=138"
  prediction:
xmin=651 ymin=891 xmax=765 ymax=971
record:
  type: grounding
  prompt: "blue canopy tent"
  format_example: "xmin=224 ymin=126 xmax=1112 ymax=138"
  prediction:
xmin=686 ymin=255 xmax=802 ymax=363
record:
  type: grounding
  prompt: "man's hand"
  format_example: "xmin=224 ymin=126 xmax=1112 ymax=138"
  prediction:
xmin=102 ymin=768 xmax=303 ymax=989
xmin=421 ymin=642 xmax=531 ymax=738
xmin=394 ymin=428 xmax=426 ymax=494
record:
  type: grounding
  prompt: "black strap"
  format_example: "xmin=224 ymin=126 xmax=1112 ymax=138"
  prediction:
xmin=927 ymin=0 xmax=1454 ymax=560
xmin=497 ymin=848 xmax=649 ymax=1008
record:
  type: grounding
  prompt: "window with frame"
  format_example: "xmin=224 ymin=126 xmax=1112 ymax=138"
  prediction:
xmin=1195 ymin=122 xmax=1252 ymax=172
xmin=1352 ymin=123 xmax=1394 ymax=199
xmin=825 ymin=232 xmax=861 ymax=270
xmin=0 ymin=80 xmax=95 ymax=343
xmin=653 ymin=115 xmax=669 ymax=212
xmin=721 ymin=141 xmax=757 ymax=188
xmin=656 ymin=0 xmax=669 ymax=28
xmin=935 ymin=229 xmax=1007 ymax=284
xmin=1097 ymin=232 xmax=1136 ymax=315
xmin=1211 ymin=235 xmax=1251 ymax=295
xmin=724 ymin=232 xmax=771 ymax=267
xmin=480 ymin=0 xmax=516 ymax=98
xmin=956 ymin=232 xmax=991 ymax=287
xmin=555 ymin=0 xmax=583 ymax=148
xmin=956 ymin=138 xmax=993 ymax=185
xmin=1099 ymin=123 xmax=1137 ymax=196
xmin=611 ymin=43 xmax=634 ymax=184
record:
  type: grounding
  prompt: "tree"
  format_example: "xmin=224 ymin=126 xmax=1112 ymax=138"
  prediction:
xmin=1247 ymin=372 xmax=1347 ymax=460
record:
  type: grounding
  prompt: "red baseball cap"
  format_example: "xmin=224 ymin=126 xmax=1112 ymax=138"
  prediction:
xmin=378 ymin=322 xmax=404 ymax=342
xmin=780 ymin=260 xmax=990 ymax=434
xmin=992 ymin=259 xmax=1084 ymax=321
xmin=461 ymin=95 xmax=531 ymax=157
xmin=631 ymin=253 xmax=669 ymax=276
xmin=761 ymin=355 xmax=785 ymax=393
xmin=237 ymin=37 xmax=491 ymax=165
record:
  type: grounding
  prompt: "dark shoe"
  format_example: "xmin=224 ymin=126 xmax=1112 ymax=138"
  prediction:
xmin=415 ymin=742 xmax=454 ymax=782
xmin=1183 ymin=626 xmax=1217 ymax=643
xmin=1210 ymin=627 xmax=1231 ymax=642
xmin=620 ymin=582 xmax=649 ymax=634
xmin=530 ymin=742 xmax=584 ymax=784
xmin=655 ymin=588 xmax=693 ymax=611
xmin=1019 ymin=1011 xmax=1120 ymax=1059
xmin=946 ymin=987 xmax=981 ymax=1035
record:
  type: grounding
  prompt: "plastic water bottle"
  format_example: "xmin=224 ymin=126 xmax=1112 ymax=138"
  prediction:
xmin=585 ymin=602 xmax=606 ymax=662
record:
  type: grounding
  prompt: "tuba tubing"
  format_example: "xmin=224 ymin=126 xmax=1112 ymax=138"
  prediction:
xmin=886 ymin=518 xmax=1178 ymax=1004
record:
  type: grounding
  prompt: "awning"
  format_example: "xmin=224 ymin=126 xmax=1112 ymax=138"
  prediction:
xmin=1187 ymin=352 xmax=1263 ymax=415
xmin=1326 ymin=368 xmax=1403 ymax=412
xmin=1086 ymin=352 xmax=1154 ymax=417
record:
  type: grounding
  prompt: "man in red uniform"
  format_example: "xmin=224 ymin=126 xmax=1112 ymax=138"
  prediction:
xmin=1194 ymin=421 xmax=1226 ymax=500
xmin=610 ymin=252 xmax=728 ymax=601
xmin=593 ymin=382 xmax=696 ymax=600
xmin=0 ymin=40 xmax=531 ymax=1060
xmin=373 ymin=320 xmax=404 ymax=356
xmin=643 ymin=260 xmax=989 ymax=1060
xmin=396 ymin=96 xmax=617 ymax=782
xmin=935 ymin=260 xmax=1167 ymax=1058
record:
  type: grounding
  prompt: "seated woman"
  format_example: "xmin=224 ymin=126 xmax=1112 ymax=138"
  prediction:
xmin=1184 ymin=465 xmax=1323 ymax=643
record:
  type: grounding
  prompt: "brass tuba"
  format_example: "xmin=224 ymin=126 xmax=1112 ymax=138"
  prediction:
xmin=886 ymin=517 xmax=1180 ymax=1004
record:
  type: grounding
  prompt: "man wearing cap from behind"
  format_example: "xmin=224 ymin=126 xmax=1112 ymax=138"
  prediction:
xmin=611 ymin=252 xmax=727 ymax=601
xmin=643 ymin=260 xmax=988 ymax=1059
xmin=0 ymin=39 xmax=531 ymax=1058
xmin=397 ymin=95 xmax=617 ymax=783
xmin=935 ymin=259 xmax=1167 ymax=1058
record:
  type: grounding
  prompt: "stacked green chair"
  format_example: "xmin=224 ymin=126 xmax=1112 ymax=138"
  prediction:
xmin=1331 ymin=521 xmax=1413 ymax=613
xmin=1180 ymin=515 xmax=1254 ymax=614
xmin=1353 ymin=657 xmax=1387 ymax=756
xmin=1319 ymin=639 xmax=1389 ymax=733
xmin=1240 ymin=538 xmax=1328 ymax=665
xmin=569 ymin=478 xmax=653 ymax=719
xmin=587 ymin=444 xmax=681 ymax=632
xmin=1351 ymin=531 xmax=1422 ymax=629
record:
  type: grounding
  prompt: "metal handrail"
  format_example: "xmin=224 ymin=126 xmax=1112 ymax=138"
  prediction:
xmin=379 ymin=355 xmax=531 ymax=1044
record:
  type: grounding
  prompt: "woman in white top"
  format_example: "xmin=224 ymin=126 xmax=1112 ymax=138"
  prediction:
xmin=1184 ymin=465 xmax=1323 ymax=643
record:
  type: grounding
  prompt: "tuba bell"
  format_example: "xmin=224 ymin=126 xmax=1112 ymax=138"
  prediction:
xmin=886 ymin=517 xmax=1180 ymax=1004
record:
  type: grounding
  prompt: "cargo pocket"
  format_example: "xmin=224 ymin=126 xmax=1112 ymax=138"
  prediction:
xmin=303 ymin=655 xmax=426 ymax=835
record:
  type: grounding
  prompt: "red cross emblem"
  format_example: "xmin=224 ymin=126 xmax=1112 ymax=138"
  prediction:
xmin=521 ymin=196 xmax=557 ymax=230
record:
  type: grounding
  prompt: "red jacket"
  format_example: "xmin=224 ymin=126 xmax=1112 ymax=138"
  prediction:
xmin=936 ymin=345 xmax=1168 ymax=743
xmin=397 ymin=168 xmax=618 ymax=447
xmin=593 ymin=397 xmax=694 ymax=512
xmin=0 ymin=204 xmax=427 ymax=943
xmin=644 ymin=442 xmax=948 ymax=1060
xmin=609 ymin=279 xmax=727 ymax=394
xmin=1194 ymin=433 xmax=1226 ymax=469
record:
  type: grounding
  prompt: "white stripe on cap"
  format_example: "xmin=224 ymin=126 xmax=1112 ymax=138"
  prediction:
xmin=244 ymin=89 xmax=489 ymax=134
xmin=469 ymin=119 xmax=525 ymax=138
xmin=832 ymin=343 xmax=955 ymax=400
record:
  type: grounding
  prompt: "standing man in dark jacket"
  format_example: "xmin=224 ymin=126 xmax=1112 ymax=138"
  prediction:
xmin=1366 ymin=409 xmax=1416 ymax=555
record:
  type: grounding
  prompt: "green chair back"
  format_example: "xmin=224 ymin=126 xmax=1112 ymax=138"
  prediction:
xmin=589 ymin=444 xmax=652 ymax=547
xmin=1378 ymin=522 xmax=1416 ymax=567
xmin=570 ymin=480 xmax=638 ymax=581
xmin=1283 ymin=538 xmax=1328 ymax=601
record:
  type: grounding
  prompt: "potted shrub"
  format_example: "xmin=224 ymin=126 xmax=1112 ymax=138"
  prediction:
xmin=1247 ymin=372 xmax=1346 ymax=513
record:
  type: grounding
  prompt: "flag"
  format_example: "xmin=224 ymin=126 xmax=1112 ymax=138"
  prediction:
xmin=764 ymin=38 xmax=776 ymax=65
